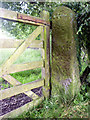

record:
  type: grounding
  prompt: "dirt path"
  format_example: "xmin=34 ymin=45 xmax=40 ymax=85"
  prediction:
xmin=0 ymin=80 xmax=43 ymax=116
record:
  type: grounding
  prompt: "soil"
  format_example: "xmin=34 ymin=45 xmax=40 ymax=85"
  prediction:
xmin=0 ymin=80 xmax=43 ymax=116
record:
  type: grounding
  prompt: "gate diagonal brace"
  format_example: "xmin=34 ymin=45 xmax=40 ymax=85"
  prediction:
xmin=0 ymin=26 xmax=43 ymax=77
xmin=2 ymin=75 xmax=39 ymax=100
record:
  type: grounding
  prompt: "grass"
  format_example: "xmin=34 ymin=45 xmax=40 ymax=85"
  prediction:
xmin=10 ymin=68 xmax=41 ymax=84
xmin=0 ymin=48 xmax=89 ymax=119
xmin=0 ymin=48 xmax=42 ymax=87
xmin=17 ymin=85 xmax=89 ymax=118
xmin=0 ymin=48 xmax=41 ymax=65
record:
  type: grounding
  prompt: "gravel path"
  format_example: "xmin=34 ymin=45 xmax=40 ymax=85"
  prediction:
xmin=0 ymin=80 xmax=43 ymax=116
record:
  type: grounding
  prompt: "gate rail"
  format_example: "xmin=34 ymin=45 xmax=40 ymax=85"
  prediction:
xmin=0 ymin=8 xmax=50 ymax=119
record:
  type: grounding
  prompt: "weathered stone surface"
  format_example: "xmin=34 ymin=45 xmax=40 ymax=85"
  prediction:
xmin=52 ymin=6 xmax=81 ymax=97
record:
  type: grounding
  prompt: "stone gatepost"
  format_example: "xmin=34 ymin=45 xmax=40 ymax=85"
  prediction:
xmin=52 ymin=6 xmax=81 ymax=98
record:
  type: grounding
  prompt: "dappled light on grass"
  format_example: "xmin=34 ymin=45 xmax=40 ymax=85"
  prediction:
xmin=0 ymin=48 xmax=15 ymax=66
xmin=0 ymin=78 xmax=13 ymax=90
xmin=0 ymin=48 xmax=42 ymax=84
xmin=0 ymin=48 xmax=41 ymax=65
xmin=10 ymin=68 xmax=41 ymax=84
xmin=14 ymin=48 xmax=41 ymax=64
xmin=18 ymin=91 xmax=89 ymax=118
xmin=0 ymin=48 xmax=42 ymax=86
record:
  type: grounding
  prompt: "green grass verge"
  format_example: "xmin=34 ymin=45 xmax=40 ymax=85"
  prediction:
xmin=0 ymin=48 xmax=41 ymax=65
xmin=10 ymin=68 xmax=41 ymax=84
xmin=0 ymin=48 xmax=42 ymax=87
xmin=17 ymin=85 xmax=89 ymax=118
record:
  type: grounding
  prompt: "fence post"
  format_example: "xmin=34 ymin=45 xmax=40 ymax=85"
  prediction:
xmin=40 ymin=10 xmax=50 ymax=98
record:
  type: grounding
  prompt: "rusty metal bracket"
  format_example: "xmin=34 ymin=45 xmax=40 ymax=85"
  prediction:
xmin=17 ymin=13 xmax=50 ymax=26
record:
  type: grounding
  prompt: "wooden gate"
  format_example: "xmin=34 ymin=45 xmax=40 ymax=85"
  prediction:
xmin=0 ymin=8 xmax=50 ymax=119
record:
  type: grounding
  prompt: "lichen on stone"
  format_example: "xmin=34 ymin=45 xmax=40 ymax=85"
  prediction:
xmin=51 ymin=6 xmax=80 ymax=97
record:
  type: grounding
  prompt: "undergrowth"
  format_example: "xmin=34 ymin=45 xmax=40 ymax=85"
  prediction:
xmin=0 ymin=48 xmax=89 ymax=119
xmin=0 ymin=48 xmax=41 ymax=88
xmin=17 ymin=82 xmax=89 ymax=119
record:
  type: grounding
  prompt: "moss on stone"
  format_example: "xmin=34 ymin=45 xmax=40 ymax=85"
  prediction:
xmin=52 ymin=6 xmax=80 ymax=98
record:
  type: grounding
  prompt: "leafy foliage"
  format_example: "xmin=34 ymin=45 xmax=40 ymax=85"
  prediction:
xmin=17 ymin=84 xmax=89 ymax=118
xmin=63 ymin=2 xmax=90 ymax=72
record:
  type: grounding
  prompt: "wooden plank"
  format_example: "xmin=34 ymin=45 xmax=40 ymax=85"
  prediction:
xmin=0 ymin=8 xmax=50 ymax=26
xmin=0 ymin=39 xmax=43 ymax=48
xmin=29 ymin=40 xmax=43 ymax=48
xmin=40 ymin=18 xmax=45 ymax=81
xmin=2 ymin=75 xmax=39 ymax=99
xmin=17 ymin=13 xmax=50 ymax=26
xmin=0 ymin=79 xmax=44 ymax=100
xmin=0 ymin=96 xmax=44 ymax=119
xmin=44 ymin=26 xmax=50 ymax=98
xmin=2 ymin=75 xmax=21 ymax=86
xmin=0 ymin=26 xmax=42 ymax=77
xmin=40 ymin=11 xmax=50 ymax=98
xmin=0 ymin=38 xmax=17 ymax=48
xmin=25 ymin=90 xmax=39 ymax=100
xmin=3 ymin=60 xmax=43 ymax=74
xmin=44 ymin=26 xmax=50 ymax=88
xmin=41 ymin=49 xmax=45 ymax=60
